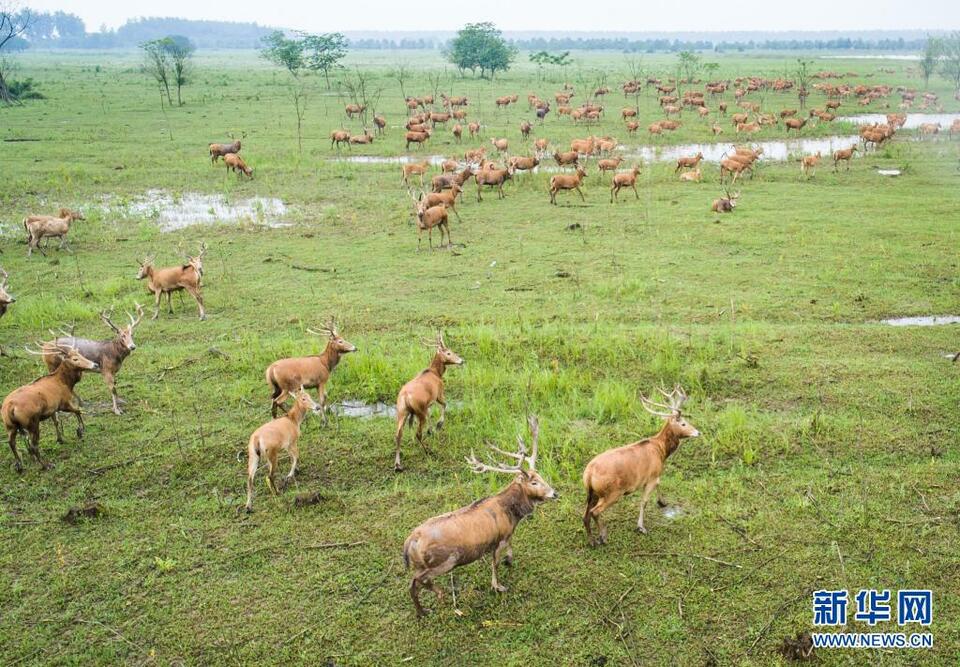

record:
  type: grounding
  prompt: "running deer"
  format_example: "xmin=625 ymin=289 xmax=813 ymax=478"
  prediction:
xmin=136 ymin=243 xmax=207 ymax=321
xmin=582 ymin=386 xmax=699 ymax=545
xmin=403 ymin=416 xmax=556 ymax=616
xmin=392 ymin=332 xmax=463 ymax=471
xmin=243 ymin=389 xmax=322 ymax=512
xmin=610 ymin=165 xmax=641 ymax=202
xmin=43 ymin=303 xmax=144 ymax=415
xmin=3 ymin=343 xmax=99 ymax=472
xmin=549 ymin=164 xmax=587 ymax=205
xmin=264 ymin=320 xmax=357 ymax=420
xmin=23 ymin=208 xmax=84 ymax=257
xmin=675 ymin=152 xmax=703 ymax=172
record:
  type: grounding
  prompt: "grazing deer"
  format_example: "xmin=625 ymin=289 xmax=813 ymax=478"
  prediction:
xmin=610 ymin=165 xmax=641 ymax=202
xmin=44 ymin=303 xmax=144 ymax=415
xmin=0 ymin=268 xmax=14 ymax=319
xmin=23 ymin=208 xmax=84 ymax=257
xmin=800 ymin=152 xmax=822 ymax=178
xmin=224 ymin=153 xmax=253 ymax=178
xmin=549 ymin=164 xmax=587 ymax=205
xmin=136 ymin=243 xmax=207 ymax=321
xmin=265 ymin=320 xmax=357 ymax=420
xmin=712 ymin=190 xmax=740 ymax=213
xmin=833 ymin=145 xmax=857 ymax=171
xmin=582 ymin=386 xmax=699 ymax=544
xmin=393 ymin=332 xmax=463 ymax=471
xmin=243 ymin=389 xmax=322 ymax=512
xmin=3 ymin=343 xmax=99 ymax=472
xmin=404 ymin=416 xmax=556 ymax=616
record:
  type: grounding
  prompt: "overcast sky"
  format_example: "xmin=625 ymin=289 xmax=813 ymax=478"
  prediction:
xmin=27 ymin=0 xmax=960 ymax=32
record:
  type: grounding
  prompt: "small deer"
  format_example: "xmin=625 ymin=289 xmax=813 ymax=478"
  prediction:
xmin=243 ymin=389 xmax=322 ymax=512
xmin=264 ymin=320 xmax=357 ymax=420
xmin=3 ymin=343 xmax=99 ymax=472
xmin=136 ymin=243 xmax=207 ymax=321
xmin=404 ymin=416 xmax=556 ymax=616
xmin=44 ymin=303 xmax=144 ymax=415
xmin=800 ymin=151 xmax=822 ymax=178
xmin=23 ymin=208 xmax=84 ymax=257
xmin=393 ymin=332 xmax=463 ymax=471
xmin=582 ymin=386 xmax=699 ymax=544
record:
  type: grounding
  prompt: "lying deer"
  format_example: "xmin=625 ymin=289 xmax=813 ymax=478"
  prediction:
xmin=136 ymin=243 xmax=207 ymax=320
xmin=712 ymin=190 xmax=740 ymax=213
xmin=3 ymin=343 xmax=99 ymax=472
xmin=404 ymin=416 xmax=556 ymax=616
xmin=393 ymin=332 xmax=463 ymax=471
xmin=549 ymin=164 xmax=587 ymax=205
xmin=265 ymin=320 xmax=357 ymax=420
xmin=0 ymin=268 xmax=14 ymax=318
xmin=679 ymin=168 xmax=702 ymax=182
xmin=44 ymin=303 xmax=144 ymax=415
xmin=243 ymin=389 xmax=322 ymax=512
xmin=582 ymin=386 xmax=699 ymax=544
xmin=23 ymin=208 xmax=84 ymax=257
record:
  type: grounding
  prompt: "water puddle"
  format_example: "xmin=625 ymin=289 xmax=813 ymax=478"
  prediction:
xmin=331 ymin=400 xmax=397 ymax=419
xmin=876 ymin=169 xmax=902 ymax=177
xmin=335 ymin=155 xmax=447 ymax=166
xmin=114 ymin=190 xmax=289 ymax=231
xmin=881 ymin=316 xmax=960 ymax=326
xmin=621 ymin=136 xmax=862 ymax=163
xmin=662 ymin=505 xmax=684 ymax=520
xmin=838 ymin=113 xmax=960 ymax=129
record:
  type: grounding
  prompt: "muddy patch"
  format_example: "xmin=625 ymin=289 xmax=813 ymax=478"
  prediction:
xmin=838 ymin=112 xmax=960 ymax=129
xmin=881 ymin=315 xmax=960 ymax=326
xmin=331 ymin=400 xmax=398 ymax=419
xmin=112 ymin=190 xmax=289 ymax=231
xmin=63 ymin=502 xmax=106 ymax=524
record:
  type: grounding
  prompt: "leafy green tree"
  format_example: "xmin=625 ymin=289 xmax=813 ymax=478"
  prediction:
xmin=530 ymin=50 xmax=571 ymax=81
xmin=164 ymin=35 xmax=194 ymax=106
xmin=0 ymin=3 xmax=34 ymax=104
xmin=937 ymin=32 xmax=960 ymax=94
xmin=260 ymin=30 xmax=305 ymax=77
xmin=677 ymin=50 xmax=702 ymax=83
xmin=446 ymin=22 xmax=516 ymax=79
xmin=920 ymin=38 xmax=939 ymax=88
xmin=301 ymin=32 xmax=347 ymax=88
xmin=141 ymin=38 xmax=173 ymax=106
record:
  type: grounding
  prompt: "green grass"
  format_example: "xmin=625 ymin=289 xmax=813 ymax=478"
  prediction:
xmin=1 ymin=49 xmax=959 ymax=666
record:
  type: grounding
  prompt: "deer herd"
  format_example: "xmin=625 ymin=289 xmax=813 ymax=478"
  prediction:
xmin=2 ymin=64 xmax=955 ymax=619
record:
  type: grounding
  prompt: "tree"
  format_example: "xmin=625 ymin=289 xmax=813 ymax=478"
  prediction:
xmin=446 ymin=22 xmax=516 ymax=79
xmin=390 ymin=61 xmax=411 ymax=109
xmin=165 ymin=35 xmax=194 ymax=106
xmin=794 ymin=58 xmax=812 ymax=109
xmin=677 ymin=50 xmax=702 ymax=83
xmin=920 ymin=38 xmax=939 ymax=88
xmin=301 ymin=32 xmax=347 ymax=89
xmin=530 ymin=50 xmax=571 ymax=82
xmin=937 ymin=32 xmax=960 ymax=94
xmin=259 ymin=31 xmax=308 ymax=155
xmin=0 ymin=2 xmax=33 ymax=105
xmin=141 ymin=38 xmax=173 ymax=107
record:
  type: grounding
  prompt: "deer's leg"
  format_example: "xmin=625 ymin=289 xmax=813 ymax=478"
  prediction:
xmin=393 ymin=411 xmax=406 ymax=472
xmin=415 ymin=553 xmax=457 ymax=616
xmin=27 ymin=425 xmax=50 ymax=469
xmin=185 ymin=285 xmax=205 ymax=321
xmin=285 ymin=441 xmax=299 ymax=486
xmin=264 ymin=449 xmax=279 ymax=496
xmin=491 ymin=541 xmax=510 ymax=592
xmin=244 ymin=445 xmax=259 ymax=512
xmin=410 ymin=575 xmax=426 ymax=617
xmin=576 ymin=186 xmax=585 ymax=202
xmin=271 ymin=389 xmax=289 ymax=418
xmin=52 ymin=413 xmax=65 ymax=444
xmin=632 ymin=184 xmax=639 ymax=200
xmin=315 ymin=385 xmax=328 ymax=426
xmin=104 ymin=371 xmax=122 ymax=416
xmin=166 ymin=291 xmax=173 ymax=314
xmin=434 ymin=392 xmax=447 ymax=432
xmin=151 ymin=290 xmax=161 ymax=320
xmin=501 ymin=537 xmax=514 ymax=566
xmin=636 ymin=478 xmax=659 ymax=534
xmin=66 ymin=399 xmax=85 ymax=439
xmin=7 ymin=428 xmax=23 ymax=474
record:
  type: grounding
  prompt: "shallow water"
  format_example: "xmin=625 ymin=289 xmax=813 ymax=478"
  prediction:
xmin=838 ymin=113 xmax=960 ymax=130
xmin=620 ymin=136 xmax=863 ymax=163
xmin=336 ymin=155 xmax=447 ymax=166
xmin=662 ymin=505 xmax=684 ymax=520
xmin=881 ymin=316 xmax=960 ymax=326
xmin=330 ymin=400 xmax=397 ymax=419
xmin=118 ymin=190 xmax=289 ymax=231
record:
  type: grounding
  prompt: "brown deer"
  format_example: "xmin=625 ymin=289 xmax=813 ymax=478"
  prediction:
xmin=712 ymin=190 xmax=740 ymax=213
xmin=330 ymin=130 xmax=351 ymax=150
xmin=549 ymin=164 xmax=587 ymax=205
xmin=413 ymin=202 xmax=451 ymax=250
xmin=265 ymin=320 xmax=357 ymax=420
xmin=675 ymin=152 xmax=703 ymax=172
xmin=475 ymin=166 xmax=512 ymax=202
xmin=373 ymin=115 xmax=386 ymax=135
xmin=491 ymin=137 xmax=509 ymax=154
xmin=785 ymin=117 xmax=807 ymax=133
xmin=520 ymin=121 xmax=532 ymax=140
xmin=3 ymin=343 xmax=99 ymax=472
xmin=23 ymin=208 xmax=84 ymax=257
xmin=800 ymin=152 xmax=822 ymax=178
xmin=0 ymin=268 xmax=14 ymax=318
xmin=405 ymin=129 xmax=432 ymax=150
xmin=833 ymin=145 xmax=857 ymax=171
xmin=44 ymin=303 xmax=144 ymax=415
xmin=610 ymin=165 xmax=641 ymax=202
xmin=679 ymin=168 xmax=702 ymax=182
xmin=404 ymin=416 xmax=556 ymax=617
xmin=582 ymin=386 xmax=699 ymax=544
xmin=553 ymin=150 xmax=579 ymax=167
xmin=401 ymin=161 xmax=431 ymax=187
xmin=209 ymin=139 xmax=241 ymax=163
xmin=136 ymin=243 xmax=207 ymax=321
xmin=243 ymin=389 xmax=322 ymax=512
xmin=345 ymin=103 xmax=366 ymax=118
xmin=393 ymin=332 xmax=463 ymax=471
xmin=719 ymin=157 xmax=753 ymax=185
xmin=597 ymin=156 xmax=624 ymax=179
xmin=224 ymin=153 xmax=253 ymax=178
xmin=420 ymin=185 xmax=463 ymax=221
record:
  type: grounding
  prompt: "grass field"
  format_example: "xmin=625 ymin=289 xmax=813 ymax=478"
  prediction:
xmin=1 ymin=48 xmax=959 ymax=666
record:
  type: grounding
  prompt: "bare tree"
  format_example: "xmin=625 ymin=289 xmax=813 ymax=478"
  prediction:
xmin=0 ymin=3 xmax=33 ymax=105
xmin=340 ymin=66 xmax=381 ymax=127
xmin=391 ymin=61 xmax=411 ymax=112
xmin=141 ymin=38 xmax=173 ymax=107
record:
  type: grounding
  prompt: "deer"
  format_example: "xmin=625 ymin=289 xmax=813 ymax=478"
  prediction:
xmin=243 ymin=389 xmax=322 ymax=512
xmin=719 ymin=157 xmax=753 ymax=185
xmin=626 ymin=121 xmax=640 ymax=135
xmin=549 ymin=164 xmax=587 ymax=205
xmin=582 ymin=386 xmax=699 ymax=545
xmin=833 ymin=145 xmax=857 ymax=171
xmin=507 ymin=155 xmax=539 ymax=175
xmin=785 ymin=117 xmax=807 ymax=133
xmin=44 ymin=303 xmax=144 ymax=416
xmin=475 ymin=166 xmax=512 ymax=202
xmin=401 ymin=161 xmax=430 ymax=187
xmin=405 ymin=129 xmax=432 ymax=150
xmin=413 ymin=202 xmax=451 ymax=250
xmin=224 ymin=153 xmax=253 ymax=178
xmin=349 ymin=130 xmax=374 ymax=145
xmin=712 ymin=190 xmax=740 ymax=213
xmin=330 ymin=130 xmax=351 ymax=150
xmin=0 ymin=268 xmax=14 ymax=319
xmin=23 ymin=208 xmax=84 ymax=257
xmin=679 ymin=168 xmax=701 ymax=182
xmin=610 ymin=165 xmax=641 ymax=202
xmin=520 ymin=121 xmax=532 ymax=140
xmin=711 ymin=124 xmax=724 ymax=135
xmin=553 ymin=150 xmax=579 ymax=167
xmin=264 ymin=320 xmax=357 ymax=421
xmin=534 ymin=138 xmax=549 ymax=154
xmin=420 ymin=185 xmax=463 ymax=221
xmin=800 ymin=152 xmax=822 ymax=178
xmin=491 ymin=137 xmax=509 ymax=154
xmin=393 ymin=331 xmax=463 ymax=471
xmin=621 ymin=107 xmax=638 ymax=120
xmin=597 ymin=155 xmax=624 ymax=178
xmin=136 ymin=243 xmax=207 ymax=321
xmin=3 ymin=343 xmax=100 ymax=472
xmin=209 ymin=139 xmax=241 ymax=163
xmin=404 ymin=416 xmax=556 ymax=617
xmin=452 ymin=124 xmax=462 ymax=143
xmin=675 ymin=152 xmax=703 ymax=173
xmin=373 ymin=115 xmax=386 ymax=135
xmin=468 ymin=122 xmax=481 ymax=138
xmin=345 ymin=103 xmax=366 ymax=118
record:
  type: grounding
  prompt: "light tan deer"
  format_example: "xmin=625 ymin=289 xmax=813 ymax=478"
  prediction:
xmin=136 ymin=243 xmax=207 ymax=320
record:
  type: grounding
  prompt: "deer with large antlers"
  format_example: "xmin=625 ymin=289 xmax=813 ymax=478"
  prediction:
xmin=3 ymin=343 xmax=100 ymax=472
xmin=243 ymin=389 xmax=322 ymax=512
xmin=43 ymin=303 xmax=144 ymax=415
xmin=393 ymin=332 xmax=463 ymax=472
xmin=264 ymin=320 xmax=357 ymax=420
xmin=582 ymin=386 xmax=699 ymax=545
xmin=0 ymin=268 xmax=14 ymax=319
xmin=404 ymin=416 xmax=557 ymax=616
xmin=136 ymin=243 xmax=207 ymax=321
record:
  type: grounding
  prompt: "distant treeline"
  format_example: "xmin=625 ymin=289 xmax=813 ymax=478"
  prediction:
xmin=505 ymin=36 xmax=927 ymax=53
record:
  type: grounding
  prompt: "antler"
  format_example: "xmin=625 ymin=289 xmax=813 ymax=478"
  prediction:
xmin=0 ymin=267 xmax=7 ymax=288
xmin=641 ymin=384 xmax=688 ymax=416
xmin=100 ymin=307 xmax=121 ymax=333
xmin=197 ymin=242 xmax=207 ymax=259
xmin=128 ymin=302 xmax=144 ymax=329
xmin=465 ymin=415 xmax=540 ymax=474
xmin=307 ymin=317 xmax=338 ymax=338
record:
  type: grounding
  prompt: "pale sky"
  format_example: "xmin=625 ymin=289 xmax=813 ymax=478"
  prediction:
xmin=26 ymin=0 xmax=960 ymax=33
